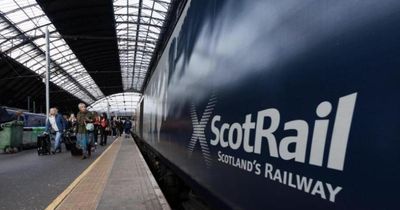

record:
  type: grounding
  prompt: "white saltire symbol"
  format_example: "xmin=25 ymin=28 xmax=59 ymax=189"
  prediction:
xmin=187 ymin=95 xmax=217 ymax=167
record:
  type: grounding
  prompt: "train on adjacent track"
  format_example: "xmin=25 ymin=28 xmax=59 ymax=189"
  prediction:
xmin=134 ymin=0 xmax=400 ymax=209
xmin=5 ymin=108 xmax=46 ymax=128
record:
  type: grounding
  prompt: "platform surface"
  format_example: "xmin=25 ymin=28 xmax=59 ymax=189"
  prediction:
xmin=0 ymin=137 xmax=115 ymax=210
xmin=52 ymin=136 xmax=170 ymax=210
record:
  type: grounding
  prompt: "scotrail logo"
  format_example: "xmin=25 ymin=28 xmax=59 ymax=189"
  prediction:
xmin=187 ymin=95 xmax=217 ymax=167
xmin=187 ymin=92 xmax=357 ymax=171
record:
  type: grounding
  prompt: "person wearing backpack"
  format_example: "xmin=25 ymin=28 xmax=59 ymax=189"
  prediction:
xmin=99 ymin=113 xmax=109 ymax=146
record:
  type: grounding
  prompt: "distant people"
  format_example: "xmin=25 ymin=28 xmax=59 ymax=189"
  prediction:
xmin=93 ymin=112 xmax=101 ymax=146
xmin=45 ymin=108 xmax=66 ymax=154
xmin=117 ymin=118 xmax=123 ymax=137
xmin=69 ymin=113 xmax=77 ymax=132
xmin=63 ymin=114 xmax=70 ymax=130
xmin=99 ymin=113 xmax=108 ymax=146
xmin=115 ymin=118 xmax=121 ymax=136
xmin=76 ymin=103 xmax=93 ymax=159
xmin=111 ymin=117 xmax=117 ymax=137
xmin=13 ymin=110 xmax=25 ymax=123
xmin=123 ymin=119 xmax=132 ymax=137
xmin=87 ymin=112 xmax=96 ymax=156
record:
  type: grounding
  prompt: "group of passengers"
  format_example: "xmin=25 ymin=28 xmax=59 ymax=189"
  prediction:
xmin=44 ymin=103 xmax=132 ymax=159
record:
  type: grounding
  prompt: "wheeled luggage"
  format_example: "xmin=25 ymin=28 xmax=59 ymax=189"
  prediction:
xmin=70 ymin=144 xmax=83 ymax=156
xmin=37 ymin=134 xmax=51 ymax=155
xmin=63 ymin=133 xmax=77 ymax=151
xmin=69 ymin=138 xmax=82 ymax=156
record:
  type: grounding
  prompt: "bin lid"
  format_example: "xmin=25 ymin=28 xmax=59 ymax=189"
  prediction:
xmin=14 ymin=121 xmax=24 ymax=126
xmin=0 ymin=121 xmax=14 ymax=127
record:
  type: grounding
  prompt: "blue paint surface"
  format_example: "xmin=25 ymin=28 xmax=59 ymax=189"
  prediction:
xmin=139 ymin=1 xmax=400 ymax=209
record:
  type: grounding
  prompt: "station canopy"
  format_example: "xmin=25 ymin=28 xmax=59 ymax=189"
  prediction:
xmin=88 ymin=92 xmax=141 ymax=117
xmin=0 ymin=0 xmax=104 ymax=104
xmin=0 ymin=0 xmax=175 ymax=113
xmin=113 ymin=0 xmax=171 ymax=91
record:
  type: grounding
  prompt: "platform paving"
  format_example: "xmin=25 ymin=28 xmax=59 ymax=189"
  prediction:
xmin=0 ymin=137 xmax=116 ymax=210
xmin=53 ymin=136 xmax=170 ymax=210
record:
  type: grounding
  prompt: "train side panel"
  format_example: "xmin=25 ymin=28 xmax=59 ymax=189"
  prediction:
xmin=141 ymin=0 xmax=400 ymax=209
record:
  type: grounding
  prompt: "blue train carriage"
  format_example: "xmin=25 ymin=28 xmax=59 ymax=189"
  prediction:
xmin=136 ymin=0 xmax=400 ymax=209
xmin=5 ymin=108 xmax=46 ymax=148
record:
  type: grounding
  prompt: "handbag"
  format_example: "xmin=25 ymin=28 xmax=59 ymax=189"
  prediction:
xmin=86 ymin=123 xmax=94 ymax=131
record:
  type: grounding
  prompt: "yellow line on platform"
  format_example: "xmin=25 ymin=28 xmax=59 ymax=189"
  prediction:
xmin=45 ymin=138 xmax=120 ymax=210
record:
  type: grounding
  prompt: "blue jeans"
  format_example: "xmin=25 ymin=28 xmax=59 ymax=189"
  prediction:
xmin=77 ymin=133 xmax=88 ymax=156
xmin=88 ymin=131 xmax=94 ymax=145
xmin=53 ymin=132 xmax=63 ymax=151
xmin=124 ymin=128 xmax=131 ymax=134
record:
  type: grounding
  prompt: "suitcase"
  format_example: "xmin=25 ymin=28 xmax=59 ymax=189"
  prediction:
xmin=70 ymin=144 xmax=83 ymax=156
xmin=37 ymin=134 xmax=51 ymax=155
xmin=64 ymin=134 xmax=77 ymax=151
xmin=70 ymin=137 xmax=83 ymax=156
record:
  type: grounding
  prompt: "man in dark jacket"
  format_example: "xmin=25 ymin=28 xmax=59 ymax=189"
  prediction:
xmin=45 ymin=108 xmax=66 ymax=154
xmin=123 ymin=119 xmax=132 ymax=137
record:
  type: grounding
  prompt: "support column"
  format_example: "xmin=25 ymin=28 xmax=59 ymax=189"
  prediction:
xmin=27 ymin=96 xmax=31 ymax=112
xmin=45 ymin=27 xmax=50 ymax=116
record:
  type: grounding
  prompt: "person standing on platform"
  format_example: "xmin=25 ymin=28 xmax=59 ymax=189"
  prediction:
xmin=111 ymin=117 xmax=117 ymax=137
xmin=87 ymin=111 xmax=96 ymax=157
xmin=13 ymin=111 xmax=24 ymax=121
xmin=123 ymin=119 xmax=132 ymax=138
xmin=93 ymin=112 xmax=100 ymax=146
xmin=117 ymin=118 xmax=123 ymax=137
xmin=99 ymin=113 xmax=109 ymax=146
xmin=63 ymin=114 xmax=70 ymax=131
xmin=69 ymin=113 xmax=77 ymax=134
xmin=114 ymin=117 xmax=121 ymax=137
xmin=45 ymin=108 xmax=65 ymax=154
xmin=76 ymin=103 xmax=93 ymax=159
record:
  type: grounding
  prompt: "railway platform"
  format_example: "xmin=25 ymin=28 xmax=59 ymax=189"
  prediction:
xmin=47 ymin=136 xmax=170 ymax=210
xmin=0 ymin=136 xmax=169 ymax=210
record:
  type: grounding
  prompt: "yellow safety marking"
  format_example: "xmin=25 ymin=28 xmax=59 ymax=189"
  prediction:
xmin=45 ymin=138 xmax=120 ymax=210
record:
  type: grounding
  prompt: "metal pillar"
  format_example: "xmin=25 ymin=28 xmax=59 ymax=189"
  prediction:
xmin=45 ymin=28 xmax=50 ymax=116
xmin=27 ymin=96 xmax=31 ymax=112
xmin=107 ymin=100 xmax=111 ymax=119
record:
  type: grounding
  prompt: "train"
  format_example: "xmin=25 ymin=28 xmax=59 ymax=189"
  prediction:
xmin=134 ymin=0 xmax=400 ymax=209
xmin=5 ymin=108 xmax=46 ymax=128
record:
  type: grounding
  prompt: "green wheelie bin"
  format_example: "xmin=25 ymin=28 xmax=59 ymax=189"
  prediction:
xmin=12 ymin=121 xmax=24 ymax=150
xmin=0 ymin=121 xmax=24 ymax=153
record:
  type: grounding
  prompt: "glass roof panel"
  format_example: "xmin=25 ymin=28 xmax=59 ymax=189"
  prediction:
xmin=0 ymin=0 xmax=105 ymax=104
xmin=88 ymin=92 xmax=141 ymax=116
xmin=113 ymin=0 xmax=172 ymax=91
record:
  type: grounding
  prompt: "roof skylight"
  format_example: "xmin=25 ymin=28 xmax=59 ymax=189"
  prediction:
xmin=0 ymin=0 xmax=104 ymax=104
xmin=113 ymin=0 xmax=171 ymax=91
xmin=88 ymin=92 xmax=141 ymax=116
